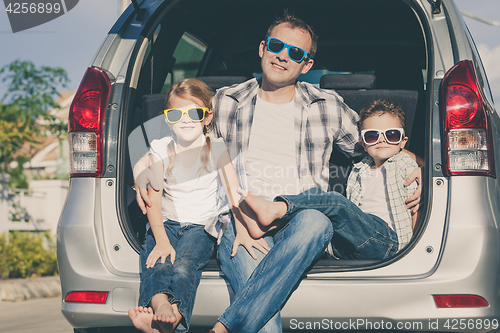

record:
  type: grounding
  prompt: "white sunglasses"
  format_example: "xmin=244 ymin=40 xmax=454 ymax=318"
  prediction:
xmin=361 ymin=128 xmax=405 ymax=146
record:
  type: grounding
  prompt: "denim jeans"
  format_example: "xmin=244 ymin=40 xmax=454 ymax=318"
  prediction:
xmin=217 ymin=199 xmax=333 ymax=333
xmin=139 ymin=220 xmax=215 ymax=333
xmin=217 ymin=219 xmax=281 ymax=333
xmin=277 ymin=189 xmax=398 ymax=259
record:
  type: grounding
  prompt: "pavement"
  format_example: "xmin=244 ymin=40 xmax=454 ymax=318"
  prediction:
xmin=0 ymin=275 xmax=61 ymax=301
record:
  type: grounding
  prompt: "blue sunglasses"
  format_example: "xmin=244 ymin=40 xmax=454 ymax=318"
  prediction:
xmin=265 ymin=37 xmax=312 ymax=63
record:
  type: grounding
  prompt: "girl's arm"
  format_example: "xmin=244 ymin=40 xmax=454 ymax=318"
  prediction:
xmin=133 ymin=152 xmax=160 ymax=214
xmin=145 ymin=155 xmax=176 ymax=267
xmin=217 ymin=151 xmax=270 ymax=259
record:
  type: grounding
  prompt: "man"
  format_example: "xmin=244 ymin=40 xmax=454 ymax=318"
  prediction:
xmin=135 ymin=13 xmax=421 ymax=333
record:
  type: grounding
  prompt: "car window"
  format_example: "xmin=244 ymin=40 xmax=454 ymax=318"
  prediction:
xmin=141 ymin=24 xmax=161 ymax=68
xmin=135 ymin=21 xmax=208 ymax=96
xmin=161 ymin=33 xmax=207 ymax=93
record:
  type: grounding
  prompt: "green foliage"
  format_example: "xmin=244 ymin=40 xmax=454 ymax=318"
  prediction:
xmin=0 ymin=60 xmax=69 ymax=173
xmin=7 ymin=156 xmax=29 ymax=189
xmin=0 ymin=60 xmax=69 ymax=125
xmin=0 ymin=105 xmax=37 ymax=173
xmin=0 ymin=231 xmax=58 ymax=279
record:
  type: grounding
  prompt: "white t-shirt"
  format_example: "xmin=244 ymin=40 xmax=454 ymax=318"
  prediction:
xmin=244 ymin=96 xmax=301 ymax=200
xmin=358 ymin=167 xmax=396 ymax=231
xmin=149 ymin=136 xmax=227 ymax=225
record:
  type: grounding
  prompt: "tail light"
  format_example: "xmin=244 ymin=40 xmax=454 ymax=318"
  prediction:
xmin=68 ymin=67 xmax=111 ymax=177
xmin=442 ymin=60 xmax=495 ymax=177
xmin=65 ymin=291 xmax=108 ymax=304
xmin=433 ymin=294 xmax=488 ymax=308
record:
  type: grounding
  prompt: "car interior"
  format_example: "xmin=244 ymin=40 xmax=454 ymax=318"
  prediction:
xmin=121 ymin=0 xmax=428 ymax=271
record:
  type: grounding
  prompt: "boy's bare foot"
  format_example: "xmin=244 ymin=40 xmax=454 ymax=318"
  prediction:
xmin=128 ymin=306 xmax=163 ymax=333
xmin=239 ymin=189 xmax=287 ymax=226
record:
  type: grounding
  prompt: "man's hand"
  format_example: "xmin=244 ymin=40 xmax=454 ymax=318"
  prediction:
xmin=405 ymin=166 xmax=422 ymax=214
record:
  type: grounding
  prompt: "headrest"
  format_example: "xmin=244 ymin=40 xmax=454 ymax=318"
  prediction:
xmin=142 ymin=94 xmax=167 ymax=122
xmin=320 ymin=74 xmax=376 ymax=90
xmin=198 ymin=76 xmax=248 ymax=90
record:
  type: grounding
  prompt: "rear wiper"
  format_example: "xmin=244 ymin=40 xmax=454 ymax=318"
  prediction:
xmin=428 ymin=0 xmax=442 ymax=14
xmin=131 ymin=0 xmax=146 ymax=21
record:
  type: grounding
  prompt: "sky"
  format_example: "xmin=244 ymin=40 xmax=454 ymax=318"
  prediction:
xmin=0 ymin=0 xmax=120 ymax=99
xmin=454 ymin=0 xmax=500 ymax=104
xmin=0 ymin=0 xmax=499 ymax=103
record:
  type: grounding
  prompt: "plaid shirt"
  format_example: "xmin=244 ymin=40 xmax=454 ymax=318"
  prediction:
xmin=346 ymin=151 xmax=418 ymax=250
xmin=212 ymin=78 xmax=363 ymax=192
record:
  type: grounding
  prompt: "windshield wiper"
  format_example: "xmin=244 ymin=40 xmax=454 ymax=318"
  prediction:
xmin=131 ymin=0 xmax=146 ymax=21
xmin=428 ymin=0 xmax=442 ymax=14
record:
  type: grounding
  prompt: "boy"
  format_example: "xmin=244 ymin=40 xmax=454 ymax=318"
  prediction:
xmin=238 ymin=100 xmax=420 ymax=259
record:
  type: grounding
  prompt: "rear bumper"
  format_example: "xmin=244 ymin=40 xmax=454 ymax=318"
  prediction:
xmin=58 ymin=178 xmax=500 ymax=331
xmin=58 ymin=240 xmax=500 ymax=331
xmin=59 ymin=269 xmax=500 ymax=332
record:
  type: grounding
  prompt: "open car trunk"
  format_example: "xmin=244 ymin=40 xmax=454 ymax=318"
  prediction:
xmin=119 ymin=0 xmax=430 ymax=272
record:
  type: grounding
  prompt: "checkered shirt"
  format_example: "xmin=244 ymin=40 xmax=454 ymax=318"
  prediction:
xmin=212 ymin=77 xmax=363 ymax=192
xmin=346 ymin=151 xmax=418 ymax=250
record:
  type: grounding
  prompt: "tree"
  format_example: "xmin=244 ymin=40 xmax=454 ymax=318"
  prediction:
xmin=0 ymin=114 xmax=35 ymax=174
xmin=0 ymin=60 xmax=69 ymax=174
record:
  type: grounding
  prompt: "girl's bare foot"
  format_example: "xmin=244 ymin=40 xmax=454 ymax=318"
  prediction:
xmin=128 ymin=306 xmax=163 ymax=333
xmin=239 ymin=189 xmax=287 ymax=226
xmin=153 ymin=302 xmax=177 ymax=323
xmin=210 ymin=321 xmax=230 ymax=333
xmin=153 ymin=302 xmax=182 ymax=332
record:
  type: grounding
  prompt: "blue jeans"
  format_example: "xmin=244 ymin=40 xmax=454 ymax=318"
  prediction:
xmin=217 ymin=220 xmax=281 ymax=333
xmin=217 ymin=193 xmax=334 ymax=333
xmin=139 ymin=221 xmax=215 ymax=333
xmin=277 ymin=189 xmax=399 ymax=259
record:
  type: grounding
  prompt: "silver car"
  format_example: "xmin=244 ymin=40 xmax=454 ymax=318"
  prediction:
xmin=58 ymin=0 xmax=500 ymax=332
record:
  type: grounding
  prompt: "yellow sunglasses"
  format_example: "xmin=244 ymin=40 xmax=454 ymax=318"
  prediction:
xmin=163 ymin=107 xmax=209 ymax=123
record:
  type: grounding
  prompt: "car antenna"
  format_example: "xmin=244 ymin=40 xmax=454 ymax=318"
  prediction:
xmin=130 ymin=0 xmax=146 ymax=21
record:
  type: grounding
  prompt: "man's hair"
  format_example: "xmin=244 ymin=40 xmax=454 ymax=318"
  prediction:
xmin=357 ymin=100 xmax=406 ymax=132
xmin=265 ymin=10 xmax=318 ymax=58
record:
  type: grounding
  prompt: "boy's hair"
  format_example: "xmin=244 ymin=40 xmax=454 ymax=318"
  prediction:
xmin=265 ymin=10 xmax=318 ymax=58
xmin=165 ymin=78 xmax=214 ymax=179
xmin=357 ymin=100 xmax=406 ymax=132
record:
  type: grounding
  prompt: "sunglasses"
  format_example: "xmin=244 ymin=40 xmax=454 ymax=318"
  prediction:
xmin=163 ymin=107 xmax=208 ymax=123
xmin=265 ymin=37 xmax=312 ymax=63
xmin=361 ymin=128 xmax=405 ymax=146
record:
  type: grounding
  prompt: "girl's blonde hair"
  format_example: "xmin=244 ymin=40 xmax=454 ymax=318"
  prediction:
xmin=165 ymin=78 xmax=214 ymax=179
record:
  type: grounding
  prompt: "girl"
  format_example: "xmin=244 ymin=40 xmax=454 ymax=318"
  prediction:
xmin=128 ymin=78 xmax=256 ymax=333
